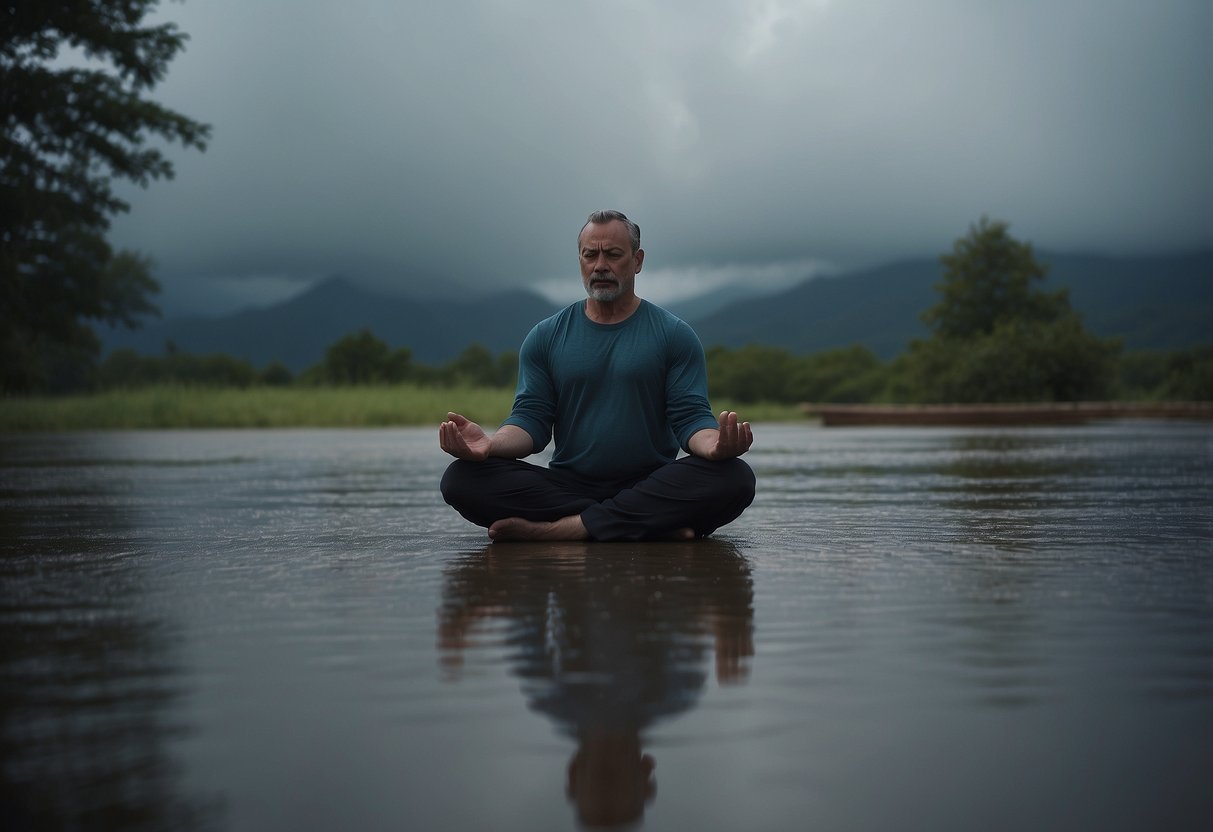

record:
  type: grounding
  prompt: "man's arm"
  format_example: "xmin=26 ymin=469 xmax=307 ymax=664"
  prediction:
xmin=439 ymin=412 xmax=535 ymax=461
xmin=687 ymin=411 xmax=753 ymax=461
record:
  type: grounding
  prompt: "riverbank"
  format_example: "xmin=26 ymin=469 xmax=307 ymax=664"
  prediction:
xmin=0 ymin=386 xmax=807 ymax=431
xmin=806 ymin=401 xmax=1213 ymax=427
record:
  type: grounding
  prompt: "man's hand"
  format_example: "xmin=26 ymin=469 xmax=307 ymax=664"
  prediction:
xmin=439 ymin=412 xmax=492 ymax=461
xmin=690 ymin=411 xmax=754 ymax=461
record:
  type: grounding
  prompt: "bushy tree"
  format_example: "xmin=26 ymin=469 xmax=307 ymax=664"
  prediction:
xmin=96 ymin=347 xmax=160 ymax=388
xmin=707 ymin=344 xmax=795 ymax=403
xmin=493 ymin=350 xmax=519 ymax=389
xmin=923 ymin=216 xmax=1069 ymax=339
xmin=787 ymin=345 xmax=888 ymax=403
xmin=1156 ymin=345 xmax=1213 ymax=400
xmin=445 ymin=343 xmax=498 ymax=387
xmin=706 ymin=344 xmax=889 ymax=403
xmin=1119 ymin=346 xmax=1213 ymax=401
xmin=2 ymin=0 xmax=210 ymax=392
xmin=902 ymin=218 xmax=1119 ymax=402
xmin=314 ymin=329 xmax=412 ymax=385
xmin=98 ymin=345 xmax=259 ymax=388
xmin=259 ymin=361 xmax=294 ymax=387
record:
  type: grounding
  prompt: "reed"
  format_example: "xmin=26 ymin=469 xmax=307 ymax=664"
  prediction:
xmin=0 ymin=386 xmax=807 ymax=431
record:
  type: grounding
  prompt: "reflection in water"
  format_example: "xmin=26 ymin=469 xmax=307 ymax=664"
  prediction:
xmin=438 ymin=539 xmax=754 ymax=827
xmin=0 ymin=448 xmax=220 ymax=831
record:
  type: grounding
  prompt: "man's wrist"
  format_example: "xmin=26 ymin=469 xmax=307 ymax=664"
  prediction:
xmin=687 ymin=426 xmax=720 ymax=459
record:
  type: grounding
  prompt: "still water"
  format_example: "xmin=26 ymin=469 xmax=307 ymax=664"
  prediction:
xmin=1 ymin=422 xmax=1210 ymax=831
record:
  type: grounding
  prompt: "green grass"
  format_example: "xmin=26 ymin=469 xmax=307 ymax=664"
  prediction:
xmin=0 ymin=385 xmax=809 ymax=431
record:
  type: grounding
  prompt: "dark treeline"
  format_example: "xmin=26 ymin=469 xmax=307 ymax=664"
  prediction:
xmin=89 ymin=330 xmax=1211 ymax=404
xmin=707 ymin=343 xmax=1212 ymax=404
xmin=97 ymin=329 xmax=519 ymax=391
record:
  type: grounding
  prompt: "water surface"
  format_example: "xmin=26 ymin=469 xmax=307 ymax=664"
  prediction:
xmin=1 ymin=423 xmax=1210 ymax=830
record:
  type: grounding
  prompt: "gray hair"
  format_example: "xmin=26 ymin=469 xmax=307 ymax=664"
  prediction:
xmin=581 ymin=210 xmax=641 ymax=252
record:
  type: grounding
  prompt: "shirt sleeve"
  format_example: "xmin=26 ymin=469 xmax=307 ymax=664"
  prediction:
xmin=665 ymin=321 xmax=720 ymax=451
xmin=501 ymin=322 xmax=556 ymax=453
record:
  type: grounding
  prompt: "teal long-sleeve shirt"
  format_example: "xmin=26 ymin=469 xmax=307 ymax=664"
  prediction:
xmin=502 ymin=300 xmax=720 ymax=484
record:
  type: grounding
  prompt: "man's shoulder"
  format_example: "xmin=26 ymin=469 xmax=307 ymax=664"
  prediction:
xmin=638 ymin=300 xmax=700 ymax=339
xmin=526 ymin=301 xmax=582 ymax=336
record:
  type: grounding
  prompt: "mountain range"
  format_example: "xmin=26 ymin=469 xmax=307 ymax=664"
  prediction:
xmin=103 ymin=250 xmax=1212 ymax=370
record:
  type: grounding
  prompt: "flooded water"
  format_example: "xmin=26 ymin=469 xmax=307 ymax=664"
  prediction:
xmin=1 ymin=422 xmax=1210 ymax=831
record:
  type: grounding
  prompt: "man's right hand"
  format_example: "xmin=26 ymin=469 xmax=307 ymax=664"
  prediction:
xmin=439 ymin=412 xmax=492 ymax=461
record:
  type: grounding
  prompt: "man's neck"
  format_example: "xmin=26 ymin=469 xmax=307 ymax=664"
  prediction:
xmin=584 ymin=296 xmax=642 ymax=325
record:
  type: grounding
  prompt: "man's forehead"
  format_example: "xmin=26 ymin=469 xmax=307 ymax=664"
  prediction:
xmin=578 ymin=221 xmax=631 ymax=249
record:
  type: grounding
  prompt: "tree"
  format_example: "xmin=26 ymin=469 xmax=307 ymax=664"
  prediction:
xmin=903 ymin=217 xmax=1119 ymax=403
xmin=321 ymin=329 xmax=392 ymax=385
xmin=1119 ymin=345 xmax=1213 ymax=401
xmin=706 ymin=344 xmax=794 ymax=404
xmin=316 ymin=329 xmax=412 ymax=385
xmin=448 ymin=343 xmax=513 ymax=387
xmin=259 ymin=361 xmax=294 ymax=387
xmin=1 ymin=1 xmax=210 ymax=392
xmin=923 ymin=216 xmax=1069 ymax=339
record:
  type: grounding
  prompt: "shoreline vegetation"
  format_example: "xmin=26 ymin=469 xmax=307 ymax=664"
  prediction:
xmin=0 ymin=386 xmax=808 ymax=432
xmin=3 ymin=387 xmax=1210 ymax=432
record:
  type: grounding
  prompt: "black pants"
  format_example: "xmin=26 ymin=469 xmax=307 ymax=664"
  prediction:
xmin=441 ymin=456 xmax=756 ymax=541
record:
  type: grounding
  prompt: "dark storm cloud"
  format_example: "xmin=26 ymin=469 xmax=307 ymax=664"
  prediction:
xmin=107 ymin=0 xmax=1212 ymax=314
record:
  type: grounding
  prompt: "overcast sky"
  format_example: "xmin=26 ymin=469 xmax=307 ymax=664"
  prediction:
xmin=106 ymin=0 xmax=1212 ymax=316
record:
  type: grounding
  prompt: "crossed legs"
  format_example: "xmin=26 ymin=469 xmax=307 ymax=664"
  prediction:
xmin=440 ymin=456 xmax=755 ymax=542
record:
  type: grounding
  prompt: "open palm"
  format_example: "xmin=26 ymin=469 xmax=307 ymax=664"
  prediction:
xmin=439 ymin=412 xmax=492 ymax=461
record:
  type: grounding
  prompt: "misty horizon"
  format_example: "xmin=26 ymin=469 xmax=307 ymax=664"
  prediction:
xmin=153 ymin=241 xmax=1212 ymax=320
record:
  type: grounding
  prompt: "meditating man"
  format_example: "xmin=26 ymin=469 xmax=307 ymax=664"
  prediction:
xmin=439 ymin=209 xmax=755 ymax=541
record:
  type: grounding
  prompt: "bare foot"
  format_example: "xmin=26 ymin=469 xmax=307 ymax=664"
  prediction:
xmin=488 ymin=515 xmax=589 ymax=542
xmin=658 ymin=527 xmax=696 ymax=541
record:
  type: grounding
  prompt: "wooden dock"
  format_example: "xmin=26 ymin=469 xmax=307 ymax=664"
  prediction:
xmin=804 ymin=401 xmax=1213 ymax=427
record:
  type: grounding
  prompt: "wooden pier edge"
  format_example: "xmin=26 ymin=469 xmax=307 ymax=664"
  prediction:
xmin=801 ymin=401 xmax=1213 ymax=427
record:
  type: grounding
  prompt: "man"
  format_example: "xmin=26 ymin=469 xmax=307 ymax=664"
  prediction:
xmin=439 ymin=209 xmax=754 ymax=541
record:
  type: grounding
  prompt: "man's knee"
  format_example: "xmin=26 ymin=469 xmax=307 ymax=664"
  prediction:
xmin=720 ymin=458 xmax=756 ymax=507
xmin=440 ymin=459 xmax=478 ymax=506
xmin=679 ymin=456 xmax=755 ymax=505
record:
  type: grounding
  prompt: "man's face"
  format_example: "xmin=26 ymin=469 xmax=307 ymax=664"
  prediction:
xmin=578 ymin=220 xmax=644 ymax=303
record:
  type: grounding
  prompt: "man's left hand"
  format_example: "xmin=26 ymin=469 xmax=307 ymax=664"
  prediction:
xmin=693 ymin=411 xmax=753 ymax=460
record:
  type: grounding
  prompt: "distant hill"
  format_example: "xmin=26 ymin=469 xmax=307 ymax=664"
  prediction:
xmin=688 ymin=259 xmax=938 ymax=358
xmin=1046 ymin=251 xmax=1212 ymax=351
xmin=688 ymin=250 xmax=1212 ymax=358
xmin=103 ymin=277 xmax=559 ymax=371
xmin=103 ymin=251 xmax=1211 ymax=370
xmin=663 ymin=282 xmax=799 ymax=322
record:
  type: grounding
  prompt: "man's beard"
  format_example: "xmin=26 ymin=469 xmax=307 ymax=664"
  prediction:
xmin=586 ymin=276 xmax=621 ymax=302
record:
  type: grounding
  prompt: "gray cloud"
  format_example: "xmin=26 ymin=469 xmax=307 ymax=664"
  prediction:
xmin=107 ymin=0 xmax=1213 ymax=315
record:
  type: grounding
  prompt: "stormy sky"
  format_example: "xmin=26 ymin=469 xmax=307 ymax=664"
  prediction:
xmin=106 ymin=0 xmax=1212 ymax=316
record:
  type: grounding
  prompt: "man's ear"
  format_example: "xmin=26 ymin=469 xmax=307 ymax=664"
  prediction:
xmin=634 ymin=248 xmax=645 ymax=273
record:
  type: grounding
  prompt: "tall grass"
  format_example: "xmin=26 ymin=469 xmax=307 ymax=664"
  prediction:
xmin=0 ymin=385 xmax=807 ymax=431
